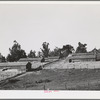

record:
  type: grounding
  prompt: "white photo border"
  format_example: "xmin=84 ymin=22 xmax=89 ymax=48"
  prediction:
xmin=0 ymin=1 xmax=100 ymax=99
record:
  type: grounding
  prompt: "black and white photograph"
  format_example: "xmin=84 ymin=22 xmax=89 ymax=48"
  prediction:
xmin=0 ymin=1 xmax=100 ymax=94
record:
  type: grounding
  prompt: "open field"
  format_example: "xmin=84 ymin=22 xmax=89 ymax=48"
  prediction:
xmin=0 ymin=62 xmax=46 ymax=81
xmin=0 ymin=59 xmax=100 ymax=90
xmin=0 ymin=68 xmax=100 ymax=90
xmin=0 ymin=58 xmax=59 ymax=81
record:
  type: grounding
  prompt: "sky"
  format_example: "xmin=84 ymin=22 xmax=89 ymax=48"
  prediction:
xmin=0 ymin=2 xmax=100 ymax=56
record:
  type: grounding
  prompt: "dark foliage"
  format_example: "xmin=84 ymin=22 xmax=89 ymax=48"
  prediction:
xmin=76 ymin=42 xmax=87 ymax=53
xmin=7 ymin=40 xmax=27 ymax=62
xmin=41 ymin=42 xmax=50 ymax=57
xmin=49 ymin=47 xmax=60 ymax=57
xmin=1 ymin=56 xmax=6 ymax=62
xmin=28 ymin=50 xmax=36 ymax=58
xmin=59 ymin=44 xmax=74 ymax=58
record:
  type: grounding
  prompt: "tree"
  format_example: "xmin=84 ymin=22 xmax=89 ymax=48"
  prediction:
xmin=7 ymin=40 xmax=27 ymax=62
xmin=76 ymin=42 xmax=87 ymax=53
xmin=49 ymin=51 xmax=55 ymax=57
xmin=62 ymin=45 xmax=74 ymax=53
xmin=0 ymin=53 xmax=6 ymax=62
xmin=59 ymin=44 xmax=74 ymax=58
xmin=49 ymin=47 xmax=60 ymax=57
xmin=1 ymin=56 xmax=6 ymax=62
xmin=28 ymin=50 xmax=36 ymax=58
xmin=7 ymin=54 xmax=13 ymax=62
xmin=41 ymin=42 xmax=50 ymax=57
xmin=37 ymin=51 xmax=42 ymax=57
xmin=53 ymin=47 xmax=60 ymax=56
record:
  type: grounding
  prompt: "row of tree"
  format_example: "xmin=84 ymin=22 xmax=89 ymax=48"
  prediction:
xmin=0 ymin=40 xmax=88 ymax=62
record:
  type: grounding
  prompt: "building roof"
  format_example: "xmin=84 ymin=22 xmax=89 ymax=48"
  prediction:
xmin=19 ymin=56 xmax=59 ymax=62
xmin=69 ymin=55 xmax=95 ymax=60
xmin=67 ymin=53 xmax=96 ymax=60
xmin=19 ymin=58 xmax=41 ymax=62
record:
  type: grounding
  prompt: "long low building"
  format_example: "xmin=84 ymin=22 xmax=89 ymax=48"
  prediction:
xmin=67 ymin=53 xmax=100 ymax=62
xmin=19 ymin=58 xmax=42 ymax=62
xmin=19 ymin=56 xmax=59 ymax=62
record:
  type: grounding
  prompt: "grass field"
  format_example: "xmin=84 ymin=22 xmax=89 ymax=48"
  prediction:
xmin=0 ymin=69 xmax=22 ymax=81
xmin=0 ymin=59 xmax=100 ymax=90
xmin=0 ymin=58 xmax=58 ymax=82
xmin=0 ymin=68 xmax=100 ymax=90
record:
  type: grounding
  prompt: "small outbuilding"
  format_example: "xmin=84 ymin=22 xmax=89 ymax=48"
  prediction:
xmin=26 ymin=62 xmax=32 ymax=71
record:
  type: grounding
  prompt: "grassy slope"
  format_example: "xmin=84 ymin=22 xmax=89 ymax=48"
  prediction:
xmin=1 ymin=68 xmax=100 ymax=90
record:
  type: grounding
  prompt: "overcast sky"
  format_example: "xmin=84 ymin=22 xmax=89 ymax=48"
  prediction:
xmin=0 ymin=3 xmax=100 ymax=56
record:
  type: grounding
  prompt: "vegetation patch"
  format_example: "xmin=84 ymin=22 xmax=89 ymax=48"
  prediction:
xmin=35 ymin=79 xmax=51 ymax=84
xmin=8 ymin=79 xmax=20 ymax=83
